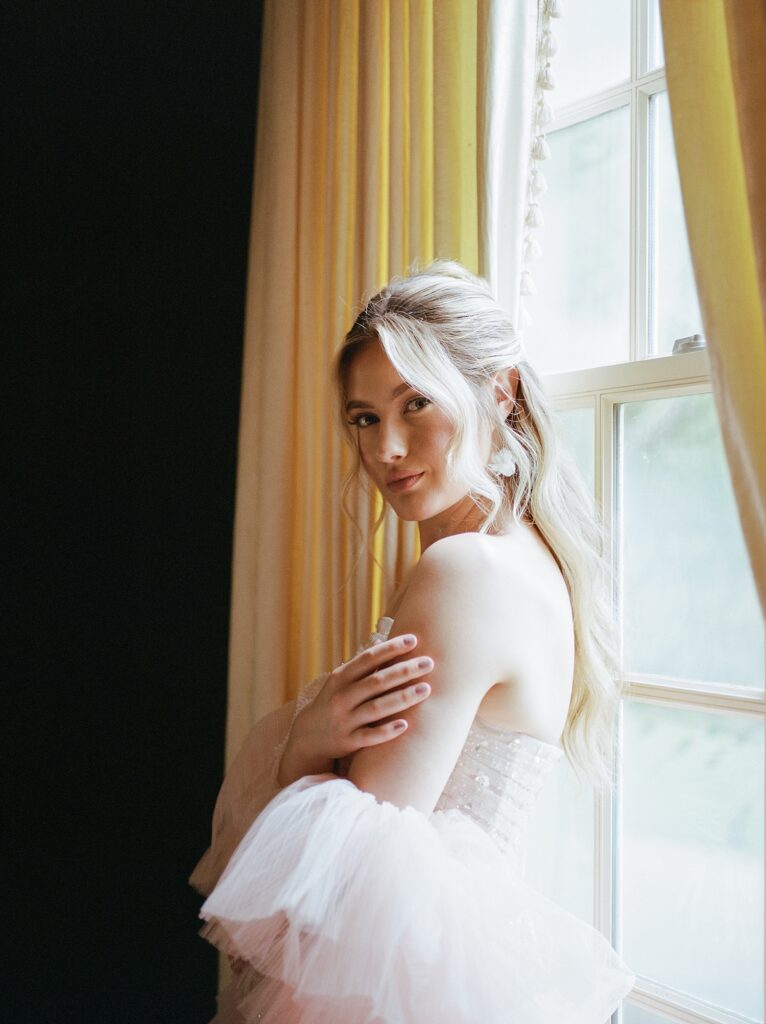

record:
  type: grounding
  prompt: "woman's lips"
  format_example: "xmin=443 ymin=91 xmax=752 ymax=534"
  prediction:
xmin=387 ymin=472 xmax=424 ymax=493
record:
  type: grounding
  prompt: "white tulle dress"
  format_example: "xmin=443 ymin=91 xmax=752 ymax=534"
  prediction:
xmin=190 ymin=616 xmax=636 ymax=1024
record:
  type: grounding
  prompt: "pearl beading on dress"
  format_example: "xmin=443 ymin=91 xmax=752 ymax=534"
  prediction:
xmin=434 ymin=716 xmax=563 ymax=867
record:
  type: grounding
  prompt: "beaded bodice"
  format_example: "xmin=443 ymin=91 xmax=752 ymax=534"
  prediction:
xmin=433 ymin=713 xmax=563 ymax=868
xmin=366 ymin=616 xmax=565 ymax=868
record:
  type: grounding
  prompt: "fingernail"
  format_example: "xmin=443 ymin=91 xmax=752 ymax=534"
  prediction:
xmin=414 ymin=683 xmax=430 ymax=695
xmin=418 ymin=657 xmax=433 ymax=669
xmin=402 ymin=634 xmax=416 ymax=645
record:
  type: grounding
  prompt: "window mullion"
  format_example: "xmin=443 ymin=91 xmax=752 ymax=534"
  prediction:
xmin=629 ymin=81 xmax=639 ymax=363
xmin=634 ymin=83 xmax=650 ymax=363
xmin=630 ymin=0 xmax=640 ymax=368
xmin=595 ymin=392 xmax=620 ymax=945
xmin=635 ymin=0 xmax=647 ymax=78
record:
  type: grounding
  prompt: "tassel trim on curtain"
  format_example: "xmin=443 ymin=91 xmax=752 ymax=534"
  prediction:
xmin=518 ymin=0 xmax=563 ymax=330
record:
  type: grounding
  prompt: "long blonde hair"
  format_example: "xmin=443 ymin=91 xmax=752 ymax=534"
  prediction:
xmin=331 ymin=259 xmax=624 ymax=792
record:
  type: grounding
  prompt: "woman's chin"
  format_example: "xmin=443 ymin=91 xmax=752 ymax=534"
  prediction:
xmin=392 ymin=509 xmax=422 ymax=522
xmin=387 ymin=494 xmax=427 ymax=520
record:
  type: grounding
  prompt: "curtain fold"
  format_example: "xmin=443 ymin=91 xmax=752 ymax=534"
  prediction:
xmin=224 ymin=0 xmax=543 ymax=774
xmin=660 ymin=0 xmax=766 ymax=619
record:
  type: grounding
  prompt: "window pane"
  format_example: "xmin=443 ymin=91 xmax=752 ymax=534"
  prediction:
xmin=525 ymin=765 xmax=595 ymax=927
xmin=524 ymin=107 xmax=631 ymax=375
xmin=553 ymin=405 xmax=595 ymax=495
xmin=644 ymin=0 xmax=666 ymax=74
xmin=552 ymin=0 xmax=631 ymax=111
xmin=618 ymin=392 xmax=764 ymax=688
xmin=622 ymin=701 xmax=764 ymax=1019
xmin=649 ymin=91 xmax=703 ymax=356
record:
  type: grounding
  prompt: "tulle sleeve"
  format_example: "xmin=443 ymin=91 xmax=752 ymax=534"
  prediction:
xmin=196 ymin=773 xmax=636 ymax=1024
xmin=189 ymin=625 xmax=391 ymax=899
xmin=188 ymin=671 xmax=329 ymax=899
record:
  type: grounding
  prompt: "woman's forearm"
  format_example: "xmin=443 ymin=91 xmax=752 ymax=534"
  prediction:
xmin=277 ymin=734 xmax=335 ymax=787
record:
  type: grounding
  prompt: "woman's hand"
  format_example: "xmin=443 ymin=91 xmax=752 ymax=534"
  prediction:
xmin=277 ymin=634 xmax=434 ymax=786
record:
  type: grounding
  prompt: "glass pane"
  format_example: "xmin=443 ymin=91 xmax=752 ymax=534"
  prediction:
xmin=552 ymin=0 xmax=631 ymax=111
xmin=649 ymin=90 xmax=703 ymax=356
xmin=554 ymin=405 xmax=595 ymax=495
xmin=618 ymin=392 xmax=764 ymax=688
xmin=525 ymin=764 xmax=595 ymax=926
xmin=644 ymin=0 xmax=665 ymax=74
xmin=622 ymin=701 xmax=764 ymax=1019
xmin=524 ymin=106 xmax=631 ymax=374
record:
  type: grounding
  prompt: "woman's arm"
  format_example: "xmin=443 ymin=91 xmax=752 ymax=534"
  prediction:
xmin=346 ymin=535 xmax=504 ymax=814
xmin=190 ymin=638 xmax=436 ymax=896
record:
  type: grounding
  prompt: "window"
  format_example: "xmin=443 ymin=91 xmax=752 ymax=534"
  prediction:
xmin=522 ymin=4 xmax=765 ymax=1022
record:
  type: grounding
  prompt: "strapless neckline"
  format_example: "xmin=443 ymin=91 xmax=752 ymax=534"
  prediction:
xmin=371 ymin=615 xmax=563 ymax=756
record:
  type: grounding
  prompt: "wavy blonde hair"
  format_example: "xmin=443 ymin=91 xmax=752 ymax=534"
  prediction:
xmin=331 ymin=259 xmax=624 ymax=792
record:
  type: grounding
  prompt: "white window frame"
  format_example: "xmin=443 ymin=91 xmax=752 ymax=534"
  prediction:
xmin=536 ymin=2 xmax=766 ymax=1020
xmin=548 ymin=360 xmax=766 ymax=1024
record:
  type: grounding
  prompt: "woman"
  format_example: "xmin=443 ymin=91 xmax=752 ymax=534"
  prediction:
xmin=190 ymin=260 xmax=636 ymax=1023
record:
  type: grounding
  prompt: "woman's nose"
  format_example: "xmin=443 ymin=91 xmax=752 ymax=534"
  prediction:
xmin=375 ymin=421 xmax=408 ymax=462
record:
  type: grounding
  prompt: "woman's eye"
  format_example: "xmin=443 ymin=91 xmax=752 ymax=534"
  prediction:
xmin=347 ymin=413 xmax=374 ymax=428
xmin=347 ymin=396 xmax=430 ymax=429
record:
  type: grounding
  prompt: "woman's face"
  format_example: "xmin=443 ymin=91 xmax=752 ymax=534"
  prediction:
xmin=344 ymin=340 xmax=490 ymax=526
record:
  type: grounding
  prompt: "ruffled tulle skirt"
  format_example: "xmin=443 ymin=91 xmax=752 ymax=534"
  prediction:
xmin=197 ymin=773 xmax=635 ymax=1024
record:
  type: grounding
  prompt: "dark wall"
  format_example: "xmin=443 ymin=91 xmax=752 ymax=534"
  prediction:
xmin=10 ymin=3 xmax=264 ymax=1020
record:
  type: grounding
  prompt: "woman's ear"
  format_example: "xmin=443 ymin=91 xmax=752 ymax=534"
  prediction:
xmin=492 ymin=367 xmax=520 ymax=419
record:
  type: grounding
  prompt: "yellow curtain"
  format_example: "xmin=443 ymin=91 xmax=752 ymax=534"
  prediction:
xmin=225 ymin=0 xmax=492 ymax=768
xmin=660 ymin=0 xmax=766 ymax=618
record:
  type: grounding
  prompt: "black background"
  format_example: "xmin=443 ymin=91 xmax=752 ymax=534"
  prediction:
xmin=9 ymin=2 xmax=264 ymax=1019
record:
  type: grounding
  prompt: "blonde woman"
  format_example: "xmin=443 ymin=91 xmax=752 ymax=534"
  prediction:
xmin=190 ymin=261 xmax=636 ymax=1023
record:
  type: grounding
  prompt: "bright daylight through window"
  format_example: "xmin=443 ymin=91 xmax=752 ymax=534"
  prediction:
xmin=521 ymin=4 xmax=765 ymax=1023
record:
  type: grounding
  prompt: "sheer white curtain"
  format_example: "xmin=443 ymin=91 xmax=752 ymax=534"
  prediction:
xmin=483 ymin=0 xmax=556 ymax=341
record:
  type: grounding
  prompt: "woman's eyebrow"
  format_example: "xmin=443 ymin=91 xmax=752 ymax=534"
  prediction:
xmin=345 ymin=382 xmax=413 ymax=412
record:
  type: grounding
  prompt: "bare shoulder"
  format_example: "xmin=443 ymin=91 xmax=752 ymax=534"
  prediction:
xmin=416 ymin=531 xmax=529 ymax=612
xmin=384 ymin=528 xmax=573 ymax=745
xmin=413 ymin=533 xmax=499 ymax=611
xmin=388 ymin=534 xmax=509 ymax=696
xmin=417 ymin=530 xmax=490 ymax=568
xmin=416 ymin=527 xmax=571 ymax=674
